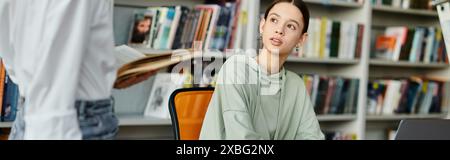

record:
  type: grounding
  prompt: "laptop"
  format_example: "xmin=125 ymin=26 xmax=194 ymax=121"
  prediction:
xmin=394 ymin=119 xmax=450 ymax=140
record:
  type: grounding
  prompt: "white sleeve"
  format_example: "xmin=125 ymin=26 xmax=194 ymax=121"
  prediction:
xmin=23 ymin=0 xmax=110 ymax=140
xmin=0 ymin=0 xmax=11 ymax=54
xmin=0 ymin=0 xmax=17 ymax=81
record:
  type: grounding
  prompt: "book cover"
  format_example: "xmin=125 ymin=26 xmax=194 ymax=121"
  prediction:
xmin=385 ymin=27 xmax=408 ymax=61
xmin=128 ymin=10 xmax=155 ymax=48
xmin=323 ymin=78 xmax=336 ymax=114
xmin=355 ymin=24 xmax=365 ymax=59
xmin=330 ymin=21 xmax=341 ymax=58
xmin=211 ymin=5 xmax=231 ymax=51
xmin=144 ymin=73 xmax=186 ymax=119
xmin=195 ymin=5 xmax=221 ymax=50
xmin=166 ymin=6 xmax=183 ymax=49
xmin=329 ymin=77 xmax=344 ymax=114
xmin=336 ymin=79 xmax=350 ymax=114
xmin=315 ymin=77 xmax=329 ymax=114
xmin=172 ymin=6 xmax=190 ymax=49
xmin=405 ymin=77 xmax=422 ymax=113
xmin=374 ymin=35 xmax=397 ymax=60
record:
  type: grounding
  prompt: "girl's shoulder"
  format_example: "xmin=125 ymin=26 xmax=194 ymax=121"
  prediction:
xmin=285 ymin=70 xmax=302 ymax=81
xmin=285 ymin=70 xmax=306 ymax=89
xmin=216 ymin=54 xmax=258 ymax=85
xmin=221 ymin=54 xmax=259 ymax=75
xmin=223 ymin=54 xmax=258 ymax=68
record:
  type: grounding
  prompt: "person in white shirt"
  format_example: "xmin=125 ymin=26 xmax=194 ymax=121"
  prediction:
xmin=0 ymin=0 xmax=118 ymax=140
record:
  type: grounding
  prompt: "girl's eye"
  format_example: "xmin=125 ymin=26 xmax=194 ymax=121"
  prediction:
xmin=287 ymin=24 xmax=296 ymax=30
xmin=270 ymin=18 xmax=277 ymax=23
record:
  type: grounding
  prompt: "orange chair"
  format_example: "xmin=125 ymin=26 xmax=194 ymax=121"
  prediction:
xmin=168 ymin=88 xmax=214 ymax=140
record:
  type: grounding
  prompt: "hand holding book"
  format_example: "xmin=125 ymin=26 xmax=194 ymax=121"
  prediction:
xmin=113 ymin=45 xmax=194 ymax=89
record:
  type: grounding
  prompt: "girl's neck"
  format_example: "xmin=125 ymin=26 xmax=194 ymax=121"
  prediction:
xmin=256 ymin=48 xmax=289 ymax=75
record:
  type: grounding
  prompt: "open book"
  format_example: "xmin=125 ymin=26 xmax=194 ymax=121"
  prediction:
xmin=113 ymin=45 xmax=194 ymax=89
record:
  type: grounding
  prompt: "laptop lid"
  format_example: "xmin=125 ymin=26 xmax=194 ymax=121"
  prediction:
xmin=395 ymin=119 xmax=450 ymax=140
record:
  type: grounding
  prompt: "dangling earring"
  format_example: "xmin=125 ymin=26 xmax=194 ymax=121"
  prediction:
xmin=295 ymin=44 xmax=303 ymax=57
xmin=258 ymin=33 xmax=263 ymax=49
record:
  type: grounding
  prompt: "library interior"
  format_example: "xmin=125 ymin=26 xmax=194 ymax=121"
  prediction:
xmin=1 ymin=0 xmax=450 ymax=140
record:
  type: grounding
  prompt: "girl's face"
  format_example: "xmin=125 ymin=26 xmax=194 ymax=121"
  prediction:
xmin=137 ymin=18 xmax=151 ymax=33
xmin=260 ymin=2 xmax=307 ymax=55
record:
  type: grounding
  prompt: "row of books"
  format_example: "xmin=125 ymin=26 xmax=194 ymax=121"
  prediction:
xmin=0 ymin=60 xmax=19 ymax=122
xmin=127 ymin=0 xmax=245 ymax=51
xmin=372 ymin=26 xmax=448 ymax=63
xmin=371 ymin=0 xmax=433 ymax=10
xmin=296 ymin=18 xmax=364 ymax=60
xmin=302 ymin=75 xmax=360 ymax=115
xmin=367 ymin=77 xmax=450 ymax=115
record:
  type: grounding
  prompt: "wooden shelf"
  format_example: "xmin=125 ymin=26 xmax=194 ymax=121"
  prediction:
xmin=370 ymin=59 xmax=450 ymax=68
xmin=0 ymin=122 xmax=12 ymax=128
xmin=366 ymin=114 xmax=448 ymax=121
xmin=304 ymin=0 xmax=363 ymax=8
xmin=287 ymin=57 xmax=360 ymax=64
xmin=1 ymin=115 xmax=172 ymax=128
xmin=317 ymin=114 xmax=357 ymax=122
xmin=117 ymin=115 xmax=172 ymax=126
xmin=372 ymin=5 xmax=438 ymax=17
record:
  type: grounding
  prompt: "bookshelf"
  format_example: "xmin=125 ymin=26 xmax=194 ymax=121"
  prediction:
xmin=317 ymin=114 xmax=357 ymax=121
xmin=0 ymin=116 xmax=171 ymax=129
xmin=117 ymin=115 xmax=171 ymax=126
xmin=0 ymin=122 xmax=12 ymax=128
xmin=370 ymin=59 xmax=450 ymax=68
xmin=366 ymin=113 xmax=447 ymax=121
xmin=371 ymin=6 xmax=439 ymax=27
xmin=287 ymin=57 xmax=360 ymax=64
xmin=372 ymin=5 xmax=438 ymax=17
xmin=303 ymin=0 xmax=364 ymax=8
xmin=368 ymin=0 xmax=450 ymax=140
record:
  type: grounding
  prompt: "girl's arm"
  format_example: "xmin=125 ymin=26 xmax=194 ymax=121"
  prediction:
xmin=296 ymin=88 xmax=325 ymax=140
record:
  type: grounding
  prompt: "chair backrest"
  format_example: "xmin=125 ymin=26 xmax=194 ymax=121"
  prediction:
xmin=168 ymin=88 xmax=214 ymax=140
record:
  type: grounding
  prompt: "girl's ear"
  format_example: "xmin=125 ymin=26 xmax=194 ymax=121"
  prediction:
xmin=298 ymin=33 xmax=308 ymax=46
xmin=259 ymin=18 xmax=265 ymax=34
